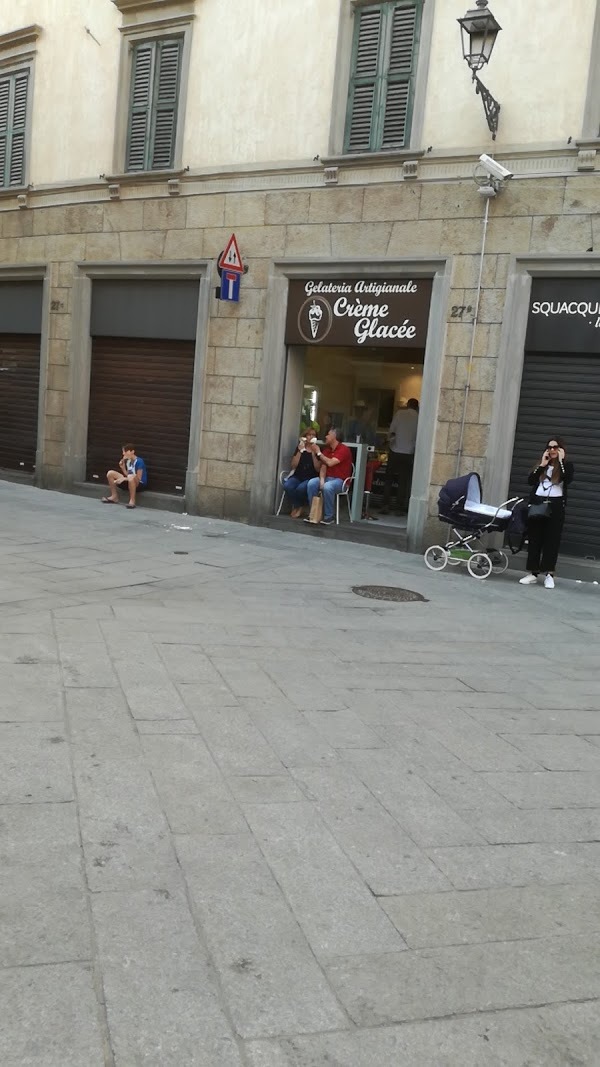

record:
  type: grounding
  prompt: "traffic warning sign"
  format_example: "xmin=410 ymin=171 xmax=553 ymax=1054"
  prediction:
xmin=218 ymin=233 xmax=244 ymax=274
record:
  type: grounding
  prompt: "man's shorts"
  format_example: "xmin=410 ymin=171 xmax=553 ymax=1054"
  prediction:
xmin=117 ymin=478 xmax=146 ymax=493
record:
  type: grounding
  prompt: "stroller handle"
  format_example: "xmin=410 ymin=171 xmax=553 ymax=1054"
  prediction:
xmin=488 ymin=496 xmax=523 ymax=522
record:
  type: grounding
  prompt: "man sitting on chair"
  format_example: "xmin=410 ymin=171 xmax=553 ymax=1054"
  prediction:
xmin=305 ymin=428 xmax=353 ymax=526
xmin=282 ymin=426 xmax=321 ymax=518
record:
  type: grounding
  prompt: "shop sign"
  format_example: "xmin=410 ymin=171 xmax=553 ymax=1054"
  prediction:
xmin=285 ymin=278 xmax=432 ymax=347
xmin=526 ymin=278 xmax=600 ymax=354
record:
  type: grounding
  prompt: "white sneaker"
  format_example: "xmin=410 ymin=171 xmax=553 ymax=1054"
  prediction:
xmin=519 ymin=574 xmax=538 ymax=585
xmin=544 ymin=574 xmax=555 ymax=589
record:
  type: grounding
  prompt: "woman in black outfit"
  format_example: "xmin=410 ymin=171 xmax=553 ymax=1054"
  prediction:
xmin=519 ymin=437 xmax=574 ymax=589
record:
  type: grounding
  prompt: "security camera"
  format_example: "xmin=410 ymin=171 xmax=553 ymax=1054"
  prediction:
xmin=479 ymin=154 xmax=513 ymax=181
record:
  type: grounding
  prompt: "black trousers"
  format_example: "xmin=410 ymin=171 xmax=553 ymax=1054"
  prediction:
xmin=526 ymin=500 xmax=565 ymax=573
xmin=383 ymin=451 xmax=414 ymax=509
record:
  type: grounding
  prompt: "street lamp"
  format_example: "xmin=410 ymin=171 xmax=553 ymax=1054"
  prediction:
xmin=458 ymin=0 xmax=502 ymax=139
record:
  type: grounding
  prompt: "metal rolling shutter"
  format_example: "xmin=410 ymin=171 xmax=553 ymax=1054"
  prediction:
xmin=0 ymin=334 xmax=40 ymax=472
xmin=509 ymin=351 xmax=600 ymax=559
xmin=86 ymin=336 xmax=195 ymax=495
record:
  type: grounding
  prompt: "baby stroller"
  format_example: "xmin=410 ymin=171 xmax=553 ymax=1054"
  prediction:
xmin=424 ymin=472 xmax=523 ymax=580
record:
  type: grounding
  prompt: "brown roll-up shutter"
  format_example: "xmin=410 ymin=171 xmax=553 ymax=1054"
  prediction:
xmin=86 ymin=336 xmax=195 ymax=494
xmin=0 ymin=333 xmax=40 ymax=472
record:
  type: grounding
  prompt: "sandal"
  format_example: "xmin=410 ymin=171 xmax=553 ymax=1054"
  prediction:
xmin=102 ymin=497 xmax=118 ymax=503
xmin=126 ymin=504 xmax=136 ymax=509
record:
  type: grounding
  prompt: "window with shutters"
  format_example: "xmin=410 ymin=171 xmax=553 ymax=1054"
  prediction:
xmin=0 ymin=68 xmax=30 ymax=188
xmin=582 ymin=1 xmax=600 ymax=139
xmin=125 ymin=37 xmax=183 ymax=172
xmin=344 ymin=1 xmax=423 ymax=154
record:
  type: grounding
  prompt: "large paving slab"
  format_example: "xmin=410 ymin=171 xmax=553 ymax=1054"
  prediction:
xmin=1 ymin=480 xmax=600 ymax=1065
xmin=91 ymin=888 xmax=243 ymax=1066
xmin=0 ymin=963 xmax=106 ymax=1066
xmin=244 ymin=1000 xmax=600 ymax=1066
xmin=325 ymin=935 xmax=600 ymax=1025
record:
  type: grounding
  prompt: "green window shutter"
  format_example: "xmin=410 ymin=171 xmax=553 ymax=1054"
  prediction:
xmin=346 ymin=6 xmax=383 ymax=153
xmin=0 ymin=69 xmax=29 ymax=187
xmin=126 ymin=37 xmax=182 ymax=172
xmin=126 ymin=42 xmax=155 ymax=171
xmin=381 ymin=4 xmax=417 ymax=149
xmin=150 ymin=39 xmax=182 ymax=170
xmin=0 ymin=79 xmax=9 ymax=185
xmin=345 ymin=2 xmax=421 ymax=154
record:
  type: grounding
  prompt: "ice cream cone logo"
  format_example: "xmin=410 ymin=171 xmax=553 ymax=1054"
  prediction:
xmin=308 ymin=301 xmax=323 ymax=339
xmin=297 ymin=296 xmax=333 ymax=344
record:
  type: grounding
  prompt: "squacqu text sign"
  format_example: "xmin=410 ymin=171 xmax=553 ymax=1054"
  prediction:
xmin=526 ymin=278 xmax=600 ymax=354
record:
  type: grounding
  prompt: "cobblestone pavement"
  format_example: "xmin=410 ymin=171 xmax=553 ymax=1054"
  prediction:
xmin=1 ymin=482 xmax=600 ymax=1067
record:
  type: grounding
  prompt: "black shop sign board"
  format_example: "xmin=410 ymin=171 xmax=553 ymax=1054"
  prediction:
xmin=526 ymin=278 xmax=600 ymax=354
xmin=285 ymin=278 xmax=433 ymax=348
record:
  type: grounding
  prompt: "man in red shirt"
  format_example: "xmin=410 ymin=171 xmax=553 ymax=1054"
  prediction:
xmin=305 ymin=427 xmax=353 ymax=525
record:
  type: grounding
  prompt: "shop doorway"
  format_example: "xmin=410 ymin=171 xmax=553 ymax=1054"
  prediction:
xmin=86 ymin=280 xmax=199 ymax=497
xmin=86 ymin=337 xmax=195 ymax=494
xmin=0 ymin=335 xmax=41 ymax=473
xmin=0 ymin=282 xmax=44 ymax=475
xmin=280 ymin=277 xmax=432 ymax=529
xmin=510 ymin=350 xmax=600 ymax=559
xmin=508 ymin=278 xmax=600 ymax=561
xmin=297 ymin=344 xmax=424 ymax=528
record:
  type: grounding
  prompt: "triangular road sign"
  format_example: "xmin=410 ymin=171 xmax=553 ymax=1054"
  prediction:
xmin=218 ymin=233 xmax=244 ymax=273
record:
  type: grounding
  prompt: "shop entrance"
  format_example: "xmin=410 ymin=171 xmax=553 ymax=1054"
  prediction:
xmin=281 ymin=278 xmax=432 ymax=528
xmin=86 ymin=337 xmax=195 ymax=494
xmin=0 ymin=335 xmax=41 ymax=473
xmin=298 ymin=344 xmax=424 ymax=527
xmin=0 ymin=282 xmax=43 ymax=475
xmin=509 ymin=278 xmax=600 ymax=560
xmin=86 ymin=280 xmax=199 ymax=496
xmin=510 ymin=350 xmax=600 ymax=559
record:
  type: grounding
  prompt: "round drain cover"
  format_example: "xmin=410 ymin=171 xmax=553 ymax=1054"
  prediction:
xmin=352 ymin=585 xmax=428 ymax=603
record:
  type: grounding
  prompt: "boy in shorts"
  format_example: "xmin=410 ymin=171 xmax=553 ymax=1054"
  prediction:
xmin=102 ymin=444 xmax=148 ymax=509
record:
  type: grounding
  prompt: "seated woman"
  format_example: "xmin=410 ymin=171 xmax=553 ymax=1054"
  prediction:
xmin=282 ymin=427 xmax=321 ymax=518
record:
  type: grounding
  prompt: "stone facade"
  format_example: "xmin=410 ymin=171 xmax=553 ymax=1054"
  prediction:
xmin=6 ymin=166 xmax=595 ymax=540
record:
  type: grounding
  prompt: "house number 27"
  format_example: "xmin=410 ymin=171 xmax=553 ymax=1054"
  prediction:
xmin=451 ymin=305 xmax=473 ymax=319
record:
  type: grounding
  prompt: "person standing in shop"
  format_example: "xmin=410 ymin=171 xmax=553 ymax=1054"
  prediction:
xmin=381 ymin=398 xmax=419 ymax=514
xmin=348 ymin=402 xmax=376 ymax=445
xmin=519 ymin=437 xmax=574 ymax=589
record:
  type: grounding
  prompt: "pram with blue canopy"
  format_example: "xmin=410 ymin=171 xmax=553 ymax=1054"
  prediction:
xmin=424 ymin=472 xmax=523 ymax=579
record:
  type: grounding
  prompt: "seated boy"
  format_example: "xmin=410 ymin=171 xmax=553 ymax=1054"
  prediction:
xmin=102 ymin=444 xmax=148 ymax=509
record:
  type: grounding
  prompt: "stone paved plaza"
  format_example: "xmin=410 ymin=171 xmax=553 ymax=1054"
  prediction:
xmin=1 ymin=482 xmax=600 ymax=1066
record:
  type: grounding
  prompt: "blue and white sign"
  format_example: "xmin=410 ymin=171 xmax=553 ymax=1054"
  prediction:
xmin=220 ymin=270 xmax=241 ymax=303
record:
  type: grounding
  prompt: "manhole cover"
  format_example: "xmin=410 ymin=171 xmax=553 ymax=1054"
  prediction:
xmin=173 ymin=551 xmax=189 ymax=555
xmin=352 ymin=585 xmax=428 ymax=603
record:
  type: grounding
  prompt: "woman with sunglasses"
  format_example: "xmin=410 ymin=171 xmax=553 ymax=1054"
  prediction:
xmin=519 ymin=437 xmax=574 ymax=588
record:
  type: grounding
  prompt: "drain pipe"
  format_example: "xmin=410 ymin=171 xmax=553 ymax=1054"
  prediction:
xmin=455 ymin=193 xmax=491 ymax=476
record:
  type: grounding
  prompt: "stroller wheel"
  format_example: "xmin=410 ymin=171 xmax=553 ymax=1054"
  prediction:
xmin=467 ymin=552 xmax=492 ymax=580
xmin=489 ymin=549 xmax=509 ymax=574
xmin=424 ymin=545 xmax=448 ymax=571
